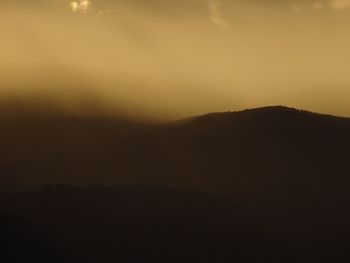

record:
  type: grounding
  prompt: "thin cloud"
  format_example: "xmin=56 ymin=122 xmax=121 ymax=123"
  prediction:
xmin=70 ymin=0 xmax=92 ymax=13
xmin=98 ymin=9 xmax=111 ymax=16
xmin=291 ymin=4 xmax=302 ymax=12
xmin=329 ymin=0 xmax=350 ymax=10
xmin=207 ymin=0 xmax=229 ymax=27
xmin=313 ymin=2 xmax=324 ymax=9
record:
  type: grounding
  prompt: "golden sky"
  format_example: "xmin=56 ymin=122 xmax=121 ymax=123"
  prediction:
xmin=1 ymin=0 xmax=350 ymax=119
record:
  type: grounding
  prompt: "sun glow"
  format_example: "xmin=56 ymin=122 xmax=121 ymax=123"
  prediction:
xmin=70 ymin=0 xmax=92 ymax=13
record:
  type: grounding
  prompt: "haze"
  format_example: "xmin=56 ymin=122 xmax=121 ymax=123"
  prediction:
xmin=1 ymin=0 xmax=350 ymax=119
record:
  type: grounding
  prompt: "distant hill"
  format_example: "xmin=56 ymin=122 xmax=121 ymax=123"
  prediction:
xmin=2 ymin=105 xmax=350 ymax=262
xmin=160 ymin=106 xmax=350 ymax=196
xmin=2 ymin=105 xmax=350 ymax=197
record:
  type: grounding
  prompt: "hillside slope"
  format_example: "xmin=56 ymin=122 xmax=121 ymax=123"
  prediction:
xmin=1 ymin=106 xmax=350 ymax=196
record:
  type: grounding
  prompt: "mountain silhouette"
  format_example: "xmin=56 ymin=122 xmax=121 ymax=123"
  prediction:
xmin=1 ymin=184 xmax=348 ymax=263
xmin=2 ymin=105 xmax=350 ymax=197
xmin=2 ymin=105 xmax=350 ymax=262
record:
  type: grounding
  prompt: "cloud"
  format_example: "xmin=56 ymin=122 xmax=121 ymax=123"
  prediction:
xmin=313 ymin=2 xmax=324 ymax=9
xmin=98 ymin=9 xmax=111 ymax=16
xmin=207 ymin=0 xmax=229 ymax=27
xmin=70 ymin=0 xmax=92 ymax=13
xmin=329 ymin=0 xmax=350 ymax=10
xmin=291 ymin=4 xmax=302 ymax=12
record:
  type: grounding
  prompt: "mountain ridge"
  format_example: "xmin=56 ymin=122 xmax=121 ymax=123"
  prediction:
xmin=1 ymin=105 xmax=350 ymax=199
xmin=183 ymin=105 xmax=350 ymax=125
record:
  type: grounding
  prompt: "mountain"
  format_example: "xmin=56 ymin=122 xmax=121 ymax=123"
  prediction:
xmin=2 ymin=105 xmax=350 ymax=196
xmin=157 ymin=106 xmax=350 ymax=197
xmin=2 ymin=106 xmax=350 ymax=262
xmin=1 ymin=185 xmax=348 ymax=263
xmin=0 ymin=210 xmax=70 ymax=263
xmin=0 ymin=185 xmax=269 ymax=263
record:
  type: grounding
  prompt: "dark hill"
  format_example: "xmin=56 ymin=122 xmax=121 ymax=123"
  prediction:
xmin=2 ymin=105 xmax=350 ymax=198
xmin=2 ymin=106 xmax=350 ymax=262
xmin=1 ymin=185 xmax=348 ymax=263
xmin=133 ymin=106 xmax=350 ymax=196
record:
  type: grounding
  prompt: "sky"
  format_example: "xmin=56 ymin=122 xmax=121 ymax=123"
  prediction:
xmin=1 ymin=0 xmax=350 ymax=119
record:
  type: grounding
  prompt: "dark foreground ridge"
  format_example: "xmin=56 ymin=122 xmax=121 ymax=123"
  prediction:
xmin=1 ymin=184 xmax=348 ymax=263
xmin=1 ymin=105 xmax=350 ymax=262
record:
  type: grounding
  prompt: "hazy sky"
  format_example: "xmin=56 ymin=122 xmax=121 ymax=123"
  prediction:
xmin=1 ymin=0 xmax=350 ymax=118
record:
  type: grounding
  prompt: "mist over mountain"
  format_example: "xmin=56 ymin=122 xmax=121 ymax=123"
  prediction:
xmin=3 ymin=1 xmax=350 ymax=261
xmin=0 ymin=63 xmax=244 ymax=119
